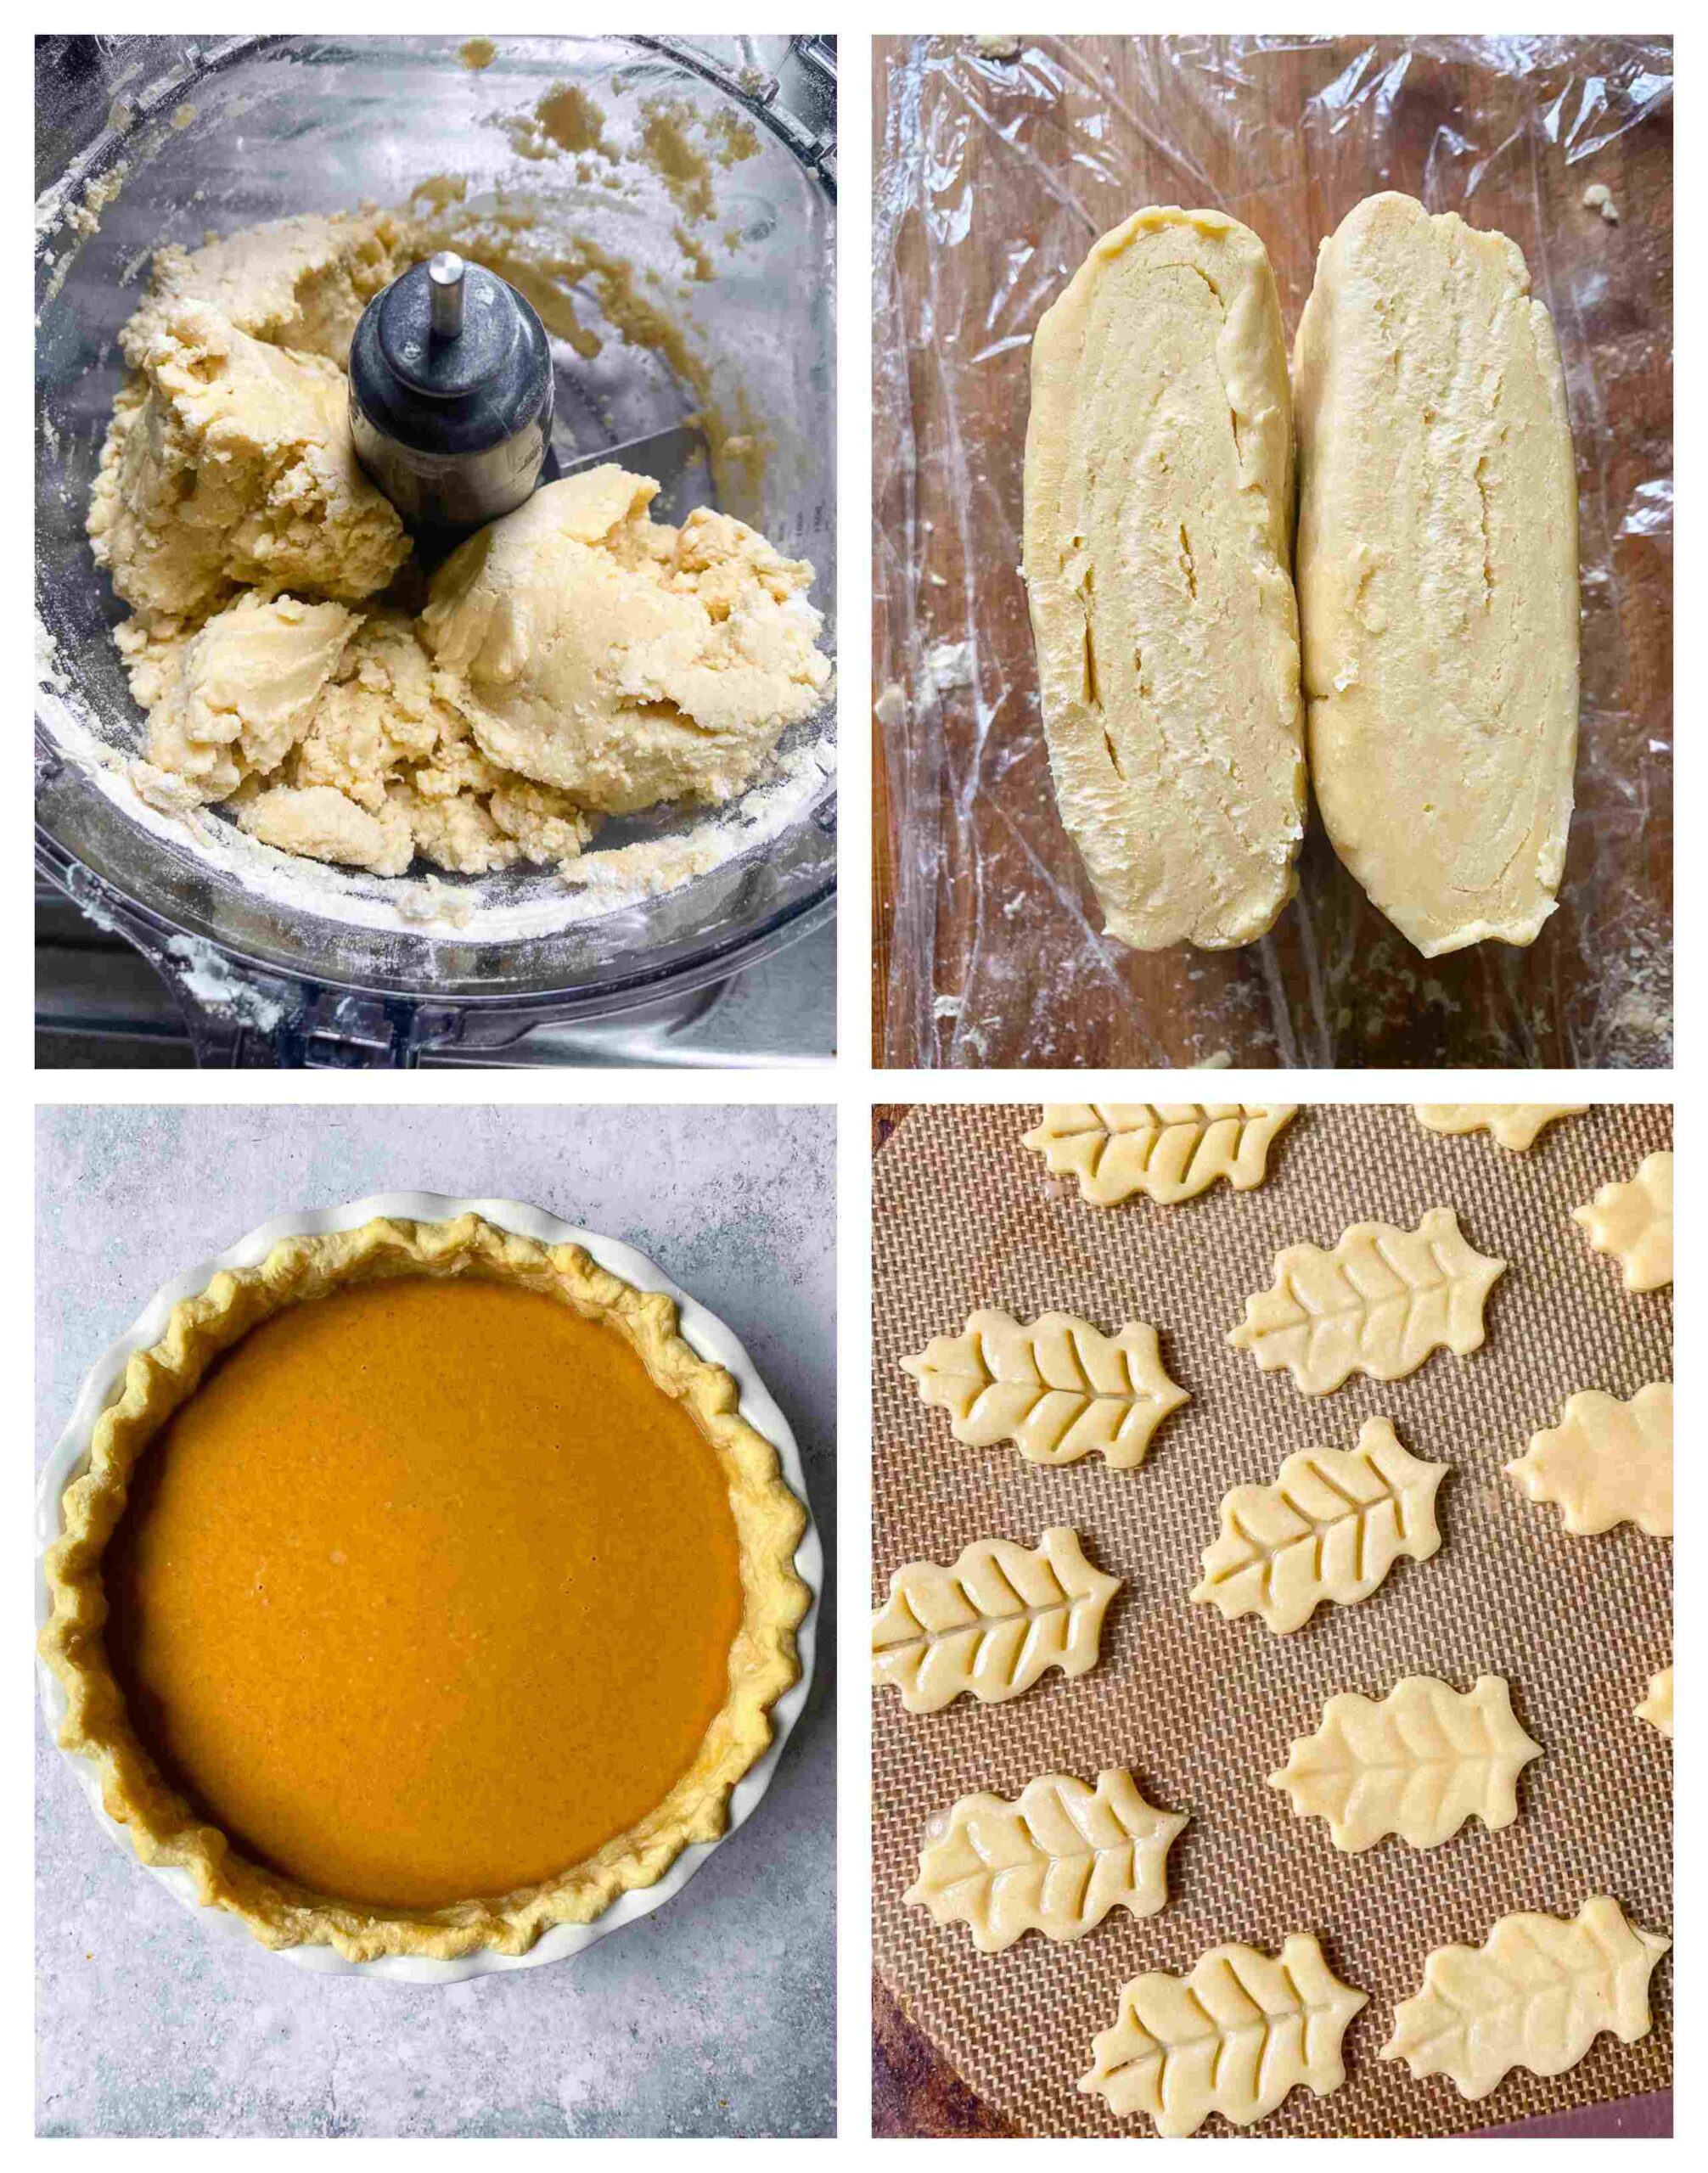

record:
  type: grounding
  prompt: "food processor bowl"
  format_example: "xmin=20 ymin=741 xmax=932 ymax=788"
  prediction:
xmin=36 ymin=33 xmax=836 ymax=1064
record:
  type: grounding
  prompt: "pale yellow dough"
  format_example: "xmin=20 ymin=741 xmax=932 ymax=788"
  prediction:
xmin=236 ymin=782 xmax=416 ymax=877
xmin=117 ymin=207 xmax=419 ymax=369
xmin=89 ymin=300 xmax=410 ymax=622
xmin=126 ymin=593 xmax=359 ymax=806
xmin=1024 ymin=209 xmax=1306 ymax=950
xmin=1506 ymin=1381 xmax=1672 ymax=1536
xmin=1293 ymin=194 xmax=1579 ymax=957
xmin=1082 ymin=1934 xmax=1368 ymax=2135
xmin=906 ymin=1769 xmax=1186 ymax=1951
xmin=870 ymin=1527 xmax=1120 ymax=1711
xmin=900 ymin=1307 xmax=1188 ymax=1468
xmin=1414 ymin=1103 xmax=1587 ymax=1151
xmin=1267 ymin=1676 xmax=1542 ymax=1850
xmin=1228 ymin=1206 xmax=1505 ymax=1394
xmin=1636 ymin=1665 xmax=1672 ymax=1739
xmin=422 ymin=468 xmax=831 ymax=811
xmin=1020 ymin=1103 xmax=1297 ymax=1204
xmin=87 ymin=210 xmax=830 ymax=886
xmin=1573 ymin=1150 xmax=1673 ymax=1292
xmin=1191 ymin=1418 xmax=1447 ymax=1634
xmin=1382 ymin=1898 xmax=1668 ymax=2101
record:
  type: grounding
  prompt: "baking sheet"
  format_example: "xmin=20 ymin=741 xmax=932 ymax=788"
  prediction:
xmin=873 ymin=36 xmax=1672 ymax=1068
xmin=872 ymin=1102 xmax=1671 ymax=2137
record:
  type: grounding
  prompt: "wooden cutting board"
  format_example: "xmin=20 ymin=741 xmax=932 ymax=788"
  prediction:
xmin=873 ymin=35 xmax=1672 ymax=1069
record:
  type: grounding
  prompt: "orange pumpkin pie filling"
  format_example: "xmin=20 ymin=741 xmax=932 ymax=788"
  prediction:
xmin=41 ymin=1215 xmax=810 ymax=1962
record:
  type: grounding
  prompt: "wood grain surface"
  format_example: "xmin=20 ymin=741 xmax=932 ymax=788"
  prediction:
xmin=873 ymin=35 xmax=1672 ymax=1070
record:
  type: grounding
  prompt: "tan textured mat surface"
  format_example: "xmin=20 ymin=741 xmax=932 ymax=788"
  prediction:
xmin=872 ymin=1103 xmax=1672 ymax=2137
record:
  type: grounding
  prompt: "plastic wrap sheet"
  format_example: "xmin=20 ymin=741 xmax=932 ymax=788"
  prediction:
xmin=872 ymin=1102 xmax=1671 ymax=2137
xmin=873 ymin=36 xmax=1672 ymax=1069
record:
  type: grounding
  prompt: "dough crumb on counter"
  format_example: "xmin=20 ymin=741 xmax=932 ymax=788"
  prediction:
xmin=1581 ymin=182 xmax=1621 ymax=223
xmin=874 ymin=682 xmax=907 ymax=729
xmin=919 ymin=638 xmax=974 ymax=695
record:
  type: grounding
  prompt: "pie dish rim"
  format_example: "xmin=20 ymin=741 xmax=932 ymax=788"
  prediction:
xmin=36 ymin=1188 xmax=820 ymax=1985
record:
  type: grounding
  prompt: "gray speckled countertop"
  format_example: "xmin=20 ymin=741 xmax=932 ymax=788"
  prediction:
xmin=36 ymin=1104 xmax=837 ymax=2139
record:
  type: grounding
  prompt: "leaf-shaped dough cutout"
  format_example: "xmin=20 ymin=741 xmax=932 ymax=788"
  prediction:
xmin=1190 ymin=1417 xmax=1447 ymax=1635
xmin=1267 ymin=1676 xmax=1542 ymax=1851
xmin=905 ymin=1769 xmax=1187 ymax=1952
xmin=1228 ymin=1206 xmax=1505 ymax=1395
xmin=900 ymin=1308 xmax=1188 ymax=1468
xmin=1574 ymin=1150 xmax=1673 ymax=1291
xmin=871 ymin=1526 xmax=1121 ymax=1711
xmin=1021 ymin=1103 xmax=1297 ymax=1205
xmin=1414 ymin=1104 xmax=1588 ymax=1151
xmin=1636 ymin=1666 xmax=1673 ymax=1739
xmin=1381 ymin=1896 xmax=1670 ymax=2101
xmin=1080 ymin=1932 xmax=1368 ymax=2137
xmin=1506 ymin=1382 xmax=1672 ymax=1537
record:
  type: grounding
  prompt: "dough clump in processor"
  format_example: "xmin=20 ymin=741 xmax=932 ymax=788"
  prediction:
xmin=87 ymin=207 xmax=833 ymax=884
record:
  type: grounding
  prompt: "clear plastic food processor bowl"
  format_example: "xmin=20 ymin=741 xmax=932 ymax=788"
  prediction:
xmin=36 ymin=34 xmax=836 ymax=1051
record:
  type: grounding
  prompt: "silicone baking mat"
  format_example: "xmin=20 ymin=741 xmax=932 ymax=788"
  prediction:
xmin=872 ymin=1103 xmax=1671 ymax=2137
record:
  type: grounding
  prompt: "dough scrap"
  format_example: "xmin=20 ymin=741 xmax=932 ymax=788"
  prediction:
xmin=422 ymin=466 xmax=832 ymax=811
xmin=1636 ymin=1665 xmax=1673 ymax=1739
xmin=1023 ymin=208 xmax=1306 ymax=949
xmin=1380 ymin=1896 xmax=1669 ymax=2102
xmin=904 ymin=1769 xmax=1186 ymax=1953
xmin=237 ymin=782 xmax=414 ymax=878
xmin=1191 ymin=1417 xmax=1447 ymax=1635
xmin=900 ymin=1308 xmax=1188 ymax=1468
xmin=1414 ymin=1103 xmax=1588 ymax=1151
xmin=284 ymin=611 xmax=593 ymax=875
xmin=90 ymin=300 xmax=411 ymax=622
xmin=1267 ymin=1676 xmax=1542 ymax=1851
xmin=1293 ymin=193 xmax=1578 ymax=957
xmin=118 ymin=206 xmax=419 ymax=369
xmin=1021 ymin=1103 xmax=1297 ymax=1205
xmin=1505 ymin=1382 xmax=1672 ymax=1537
xmin=121 ymin=599 xmax=593 ymax=880
xmin=126 ymin=592 xmax=359 ymax=806
xmin=291 ymin=611 xmax=457 ymax=810
xmin=870 ymin=1526 xmax=1121 ymax=1712
xmin=1081 ymin=1933 xmax=1367 ymax=2136
xmin=1228 ymin=1205 xmax=1505 ymax=1394
xmin=1573 ymin=1150 xmax=1673 ymax=1292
